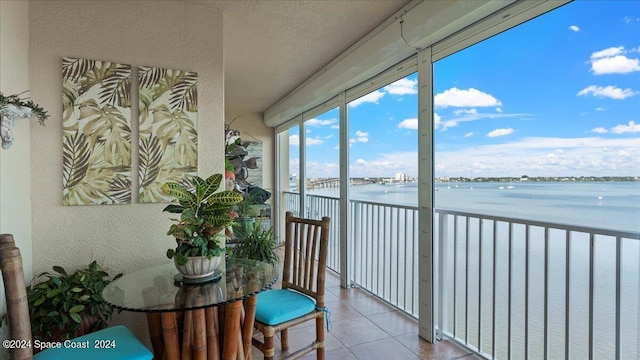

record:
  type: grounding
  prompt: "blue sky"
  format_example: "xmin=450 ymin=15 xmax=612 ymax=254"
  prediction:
xmin=291 ymin=1 xmax=640 ymax=178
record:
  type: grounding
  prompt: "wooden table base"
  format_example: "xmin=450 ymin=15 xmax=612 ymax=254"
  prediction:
xmin=147 ymin=296 xmax=258 ymax=360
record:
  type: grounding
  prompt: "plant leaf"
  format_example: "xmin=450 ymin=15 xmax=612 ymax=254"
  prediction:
xmin=62 ymin=57 xmax=96 ymax=81
xmin=69 ymin=305 xmax=85 ymax=314
xmin=34 ymin=297 xmax=47 ymax=306
xmin=99 ymin=64 xmax=131 ymax=107
xmin=106 ymin=174 xmax=132 ymax=204
xmin=139 ymin=66 xmax=167 ymax=89
xmin=62 ymin=133 xmax=91 ymax=189
xmin=69 ymin=313 xmax=82 ymax=324
xmin=169 ymin=71 xmax=197 ymax=112
xmin=139 ymin=136 xmax=163 ymax=188
xmin=196 ymin=174 xmax=221 ymax=202
xmin=52 ymin=266 xmax=68 ymax=276
xmin=162 ymin=182 xmax=196 ymax=203
xmin=163 ymin=204 xmax=184 ymax=213
xmin=46 ymin=289 xmax=62 ymax=298
xmin=207 ymin=190 xmax=243 ymax=205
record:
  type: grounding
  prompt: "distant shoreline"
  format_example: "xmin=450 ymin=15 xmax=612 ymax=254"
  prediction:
xmin=302 ymin=176 xmax=640 ymax=190
xmin=435 ymin=176 xmax=640 ymax=183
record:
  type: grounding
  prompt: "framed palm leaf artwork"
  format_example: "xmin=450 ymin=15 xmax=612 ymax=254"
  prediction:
xmin=138 ymin=66 xmax=198 ymax=203
xmin=62 ymin=57 xmax=132 ymax=205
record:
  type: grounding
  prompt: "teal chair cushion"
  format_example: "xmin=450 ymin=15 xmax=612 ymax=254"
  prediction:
xmin=255 ymin=289 xmax=317 ymax=326
xmin=34 ymin=325 xmax=153 ymax=360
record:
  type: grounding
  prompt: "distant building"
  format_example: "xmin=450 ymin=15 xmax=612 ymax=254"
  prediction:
xmin=395 ymin=172 xmax=406 ymax=182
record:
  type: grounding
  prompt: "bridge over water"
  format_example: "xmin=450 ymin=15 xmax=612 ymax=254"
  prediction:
xmin=306 ymin=177 xmax=375 ymax=189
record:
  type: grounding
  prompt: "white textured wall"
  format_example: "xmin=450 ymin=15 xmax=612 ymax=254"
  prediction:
xmin=0 ymin=1 xmax=33 ymax=356
xmin=28 ymin=0 xmax=224 ymax=342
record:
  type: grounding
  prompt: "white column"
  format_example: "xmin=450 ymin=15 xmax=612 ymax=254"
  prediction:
xmin=417 ymin=47 xmax=435 ymax=343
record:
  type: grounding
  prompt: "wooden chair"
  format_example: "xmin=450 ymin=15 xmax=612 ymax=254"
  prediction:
xmin=253 ymin=212 xmax=331 ymax=360
xmin=0 ymin=233 xmax=153 ymax=360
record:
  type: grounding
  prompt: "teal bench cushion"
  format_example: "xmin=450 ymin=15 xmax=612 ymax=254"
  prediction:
xmin=255 ymin=289 xmax=317 ymax=326
xmin=34 ymin=325 xmax=153 ymax=360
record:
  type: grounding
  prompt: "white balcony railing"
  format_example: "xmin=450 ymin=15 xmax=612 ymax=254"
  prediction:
xmin=282 ymin=191 xmax=640 ymax=360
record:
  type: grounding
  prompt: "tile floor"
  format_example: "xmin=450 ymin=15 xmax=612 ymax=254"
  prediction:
xmin=251 ymin=270 xmax=480 ymax=360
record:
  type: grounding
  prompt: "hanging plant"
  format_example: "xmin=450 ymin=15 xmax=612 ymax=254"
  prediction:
xmin=0 ymin=91 xmax=49 ymax=125
xmin=0 ymin=91 xmax=49 ymax=149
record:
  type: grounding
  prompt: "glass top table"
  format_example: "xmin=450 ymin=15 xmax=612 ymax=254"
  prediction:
xmin=102 ymin=258 xmax=278 ymax=360
xmin=102 ymin=258 xmax=278 ymax=312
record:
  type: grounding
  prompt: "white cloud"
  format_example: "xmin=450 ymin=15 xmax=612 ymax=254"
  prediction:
xmin=496 ymin=108 xmax=503 ymax=113
xmin=591 ymin=127 xmax=608 ymax=134
xmin=589 ymin=47 xmax=640 ymax=74
xmin=305 ymin=161 xmax=340 ymax=178
xmin=435 ymin=111 xmax=531 ymax=132
xmin=623 ymin=17 xmax=640 ymax=24
xmin=330 ymin=125 xmax=340 ymax=129
xmin=435 ymin=136 xmax=640 ymax=177
xmin=591 ymin=46 xmax=624 ymax=59
xmin=289 ymin=134 xmax=324 ymax=146
xmin=487 ymin=128 xmax=514 ymax=137
xmin=398 ymin=118 xmax=418 ymax=130
xmin=306 ymin=137 xmax=325 ymax=145
xmin=569 ymin=25 xmax=580 ymax=32
xmin=306 ymin=118 xmax=337 ymax=127
xmin=595 ymin=107 xmax=605 ymax=111
xmin=442 ymin=120 xmax=459 ymax=129
xmin=464 ymin=132 xmax=474 ymax=138
xmin=434 ymin=113 xmax=441 ymax=129
xmin=288 ymin=158 xmax=300 ymax=177
xmin=342 ymin=136 xmax=640 ymax=178
xmin=349 ymin=90 xmax=384 ymax=107
xmin=435 ymin=87 xmax=502 ymax=108
xmin=350 ymin=130 xmax=369 ymax=144
xmin=350 ymin=152 xmax=418 ymax=178
xmin=592 ymin=55 xmax=640 ymax=74
xmin=453 ymin=108 xmax=478 ymax=115
xmin=610 ymin=121 xmax=640 ymax=134
xmin=577 ymin=85 xmax=636 ymax=99
xmin=384 ymin=78 xmax=418 ymax=95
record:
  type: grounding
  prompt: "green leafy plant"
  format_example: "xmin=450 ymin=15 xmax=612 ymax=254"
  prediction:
xmin=0 ymin=91 xmax=49 ymax=125
xmin=26 ymin=261 xmax=121 ymax=341
xmin=231 ymin=221 xmax=280 ymax=264
xmin=234 ymin=191 xmax=261 ymax=219
xmin=162 ymin=173 xmax=244 ymax=265
xmin=231 ymin=191 xmax=261 ymax=240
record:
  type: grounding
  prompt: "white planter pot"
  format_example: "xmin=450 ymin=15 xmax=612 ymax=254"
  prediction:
xmin=174 ymin=255 xmax=222 ymax=279
xmin=0 ymin=104 xmax=32 ymax=149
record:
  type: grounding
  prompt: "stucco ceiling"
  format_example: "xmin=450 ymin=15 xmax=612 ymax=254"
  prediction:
xmin=217 ymin=0 xmax=411 ymax=114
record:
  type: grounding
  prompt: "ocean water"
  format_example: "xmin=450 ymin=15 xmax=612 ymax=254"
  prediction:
xmin=315 ymin=181 xmax=640 ymax=233
xmin=308 ymin=181 xmax=640 ymax=359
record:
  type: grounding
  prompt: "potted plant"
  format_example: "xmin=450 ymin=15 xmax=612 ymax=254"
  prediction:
xmin=231 ymin=221 xmax=280 ymax=265
xmin=231 ymin=191 xmax=261 ymax=242
xmin=162 ymin=173 xmax=243 ymax=279
xmin=20 ymin=261 xmax=121 ymax=345
xmin=0 ymin=91 xmax=49 ymax=149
